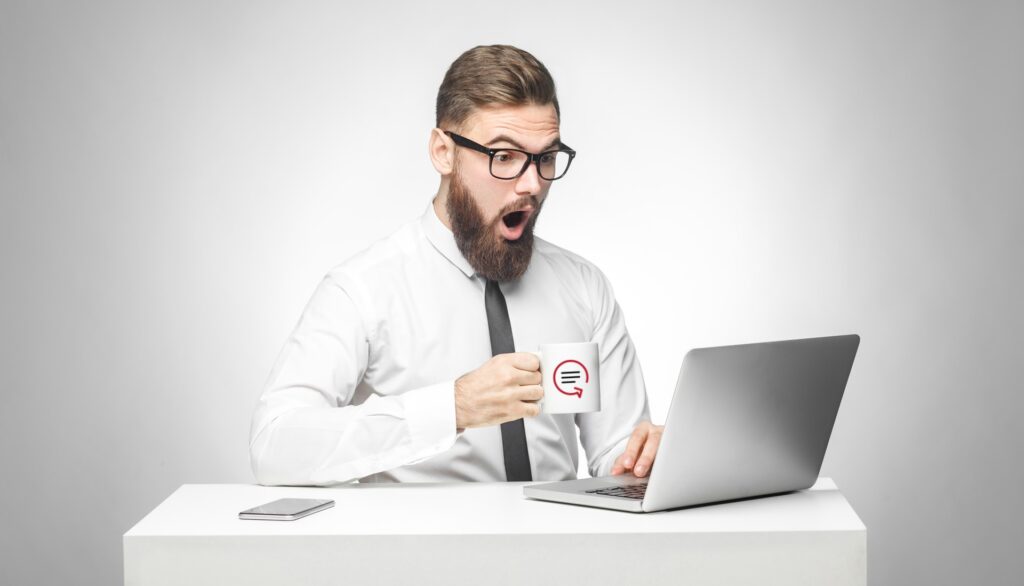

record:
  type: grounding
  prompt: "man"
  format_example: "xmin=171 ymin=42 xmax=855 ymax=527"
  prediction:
xmin=250 ymin=45 xmax=663 ymax=485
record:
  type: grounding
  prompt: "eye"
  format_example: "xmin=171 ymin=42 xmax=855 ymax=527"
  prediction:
xmin=539 ymin=153 xmax=555 ymax=164
xmin=494 ymin=152 xmax=513 ymax=163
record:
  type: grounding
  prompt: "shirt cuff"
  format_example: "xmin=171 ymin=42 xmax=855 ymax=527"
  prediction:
xmin=403 ymin=380 xmax=459 ymax=463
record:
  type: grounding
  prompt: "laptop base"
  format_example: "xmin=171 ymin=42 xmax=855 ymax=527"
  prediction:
xmin=524 ymin=475 xmax=647 ymax=513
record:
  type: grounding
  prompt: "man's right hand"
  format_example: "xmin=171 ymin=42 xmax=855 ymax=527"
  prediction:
xmin=454 ymin=352 xmax=544 ymax=431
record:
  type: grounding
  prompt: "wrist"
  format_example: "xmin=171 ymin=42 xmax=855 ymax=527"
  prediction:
xmin=454 ymin=376 xmax=466 ymax=430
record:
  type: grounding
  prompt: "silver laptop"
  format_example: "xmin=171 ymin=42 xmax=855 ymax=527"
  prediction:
xmin=523 ymin=334 xmax=860 ymax=513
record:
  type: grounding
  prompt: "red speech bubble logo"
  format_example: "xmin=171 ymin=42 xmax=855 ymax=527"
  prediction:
xmin=553 ymin=359 xmax=589 ymax=398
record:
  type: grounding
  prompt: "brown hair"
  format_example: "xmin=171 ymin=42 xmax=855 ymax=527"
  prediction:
xmin=436 ymin=45 xmax=560 ymax=130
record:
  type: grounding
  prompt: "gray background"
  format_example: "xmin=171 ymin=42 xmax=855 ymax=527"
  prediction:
xmin=1 ymin=0 xmax=1021 ymax=584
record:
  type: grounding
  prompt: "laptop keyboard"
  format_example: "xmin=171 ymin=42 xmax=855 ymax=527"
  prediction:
xmin=586 ymin=483 xmax=647 ymax=500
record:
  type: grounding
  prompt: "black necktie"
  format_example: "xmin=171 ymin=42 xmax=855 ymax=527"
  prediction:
xmin=484 ymin=279 xmax=533 ymax=481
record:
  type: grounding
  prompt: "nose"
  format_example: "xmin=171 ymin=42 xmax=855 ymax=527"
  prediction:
xmin=514 ymin=160 xmax=544 ymax=196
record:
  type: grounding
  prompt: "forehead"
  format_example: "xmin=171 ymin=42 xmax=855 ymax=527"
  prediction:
xmin=460 ymin=103 xmax=560 ymax=147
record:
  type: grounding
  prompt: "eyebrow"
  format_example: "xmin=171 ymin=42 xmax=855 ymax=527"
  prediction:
xmin=485 ymin=134 xmax=563 ymax=151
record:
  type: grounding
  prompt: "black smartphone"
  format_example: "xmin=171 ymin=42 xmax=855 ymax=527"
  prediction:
xmin=238 ymin=498 xmax=335 ymax=521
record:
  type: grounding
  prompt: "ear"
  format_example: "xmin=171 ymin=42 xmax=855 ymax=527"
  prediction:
xmin=428 ymin=128 xmax=456 ymax=176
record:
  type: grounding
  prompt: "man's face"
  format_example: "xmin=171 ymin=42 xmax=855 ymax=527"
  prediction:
xmin=445 ymin=103 xmax=561 ymax=282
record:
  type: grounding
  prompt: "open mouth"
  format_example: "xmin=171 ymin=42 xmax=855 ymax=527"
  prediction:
xmin=498 ymin=207 xmax=533 ymax=241
xmin=502 ymin=210 xmax=528 ymax=229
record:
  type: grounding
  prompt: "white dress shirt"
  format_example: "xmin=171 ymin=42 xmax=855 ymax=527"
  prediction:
xmin=249 ymin=203 xmax=650 ymax=485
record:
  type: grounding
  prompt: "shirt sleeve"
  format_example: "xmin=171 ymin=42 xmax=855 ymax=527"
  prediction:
xmin=574 ymin=265 xmax=651 ymax=478
xmin=249 ymin=273 xmax=458 ymax=486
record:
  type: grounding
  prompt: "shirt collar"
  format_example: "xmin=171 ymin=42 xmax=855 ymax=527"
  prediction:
xmin=421 ymin=200 xmax=476 ymax=279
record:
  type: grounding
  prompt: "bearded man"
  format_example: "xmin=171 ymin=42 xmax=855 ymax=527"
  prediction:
xmin=250 ymin=45 xmax=663 ymax=485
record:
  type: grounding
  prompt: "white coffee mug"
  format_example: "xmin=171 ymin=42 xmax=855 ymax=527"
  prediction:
xmin=533 ymin=342 xmax=601 ymax=414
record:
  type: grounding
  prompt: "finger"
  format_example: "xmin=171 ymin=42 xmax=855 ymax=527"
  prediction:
xmin=517 ymin=385 xmax=544 ymax=402
xmin=621 ymin=425 xmax=649 ymax=470
xmin=508 ymin=352 xmax=541 ymax=371
xmin=520 ymin=401 xmax=542 ymax=418
xmin=511 ymin=367 xmax=542 ymax=386
xmin=632 ymin=427 xmax=663 ymax=477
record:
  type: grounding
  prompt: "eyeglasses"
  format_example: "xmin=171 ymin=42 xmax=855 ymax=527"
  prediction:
xmin=444 ymin=131 xmax=576 ymax=181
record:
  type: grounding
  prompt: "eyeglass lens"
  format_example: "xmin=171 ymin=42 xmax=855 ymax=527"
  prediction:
xmin=491 ymin=150 xmax=572 ymax=180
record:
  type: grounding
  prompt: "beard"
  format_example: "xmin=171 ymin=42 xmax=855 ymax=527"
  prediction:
xmin=446 ymin=167 xmax=543 ymax=283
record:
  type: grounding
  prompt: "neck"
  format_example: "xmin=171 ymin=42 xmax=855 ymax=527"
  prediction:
xmin=432 ymin=183 xmax=453 ymax=230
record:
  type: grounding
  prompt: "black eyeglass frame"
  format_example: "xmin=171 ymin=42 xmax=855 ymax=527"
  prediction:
xmin=443 ymin=131 xmax=576 ymax=181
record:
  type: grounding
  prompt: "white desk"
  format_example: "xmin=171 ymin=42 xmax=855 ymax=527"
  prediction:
xmin=124 ymin=478 xmax=865 ymax=585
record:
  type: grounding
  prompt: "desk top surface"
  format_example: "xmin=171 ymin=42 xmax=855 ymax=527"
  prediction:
xmin=125 ymin=478 xmax=864 ymax=538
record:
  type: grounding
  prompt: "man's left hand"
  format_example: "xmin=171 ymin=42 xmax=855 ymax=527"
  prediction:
xmin=610 ymin=421 xmax=664 ymax=478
